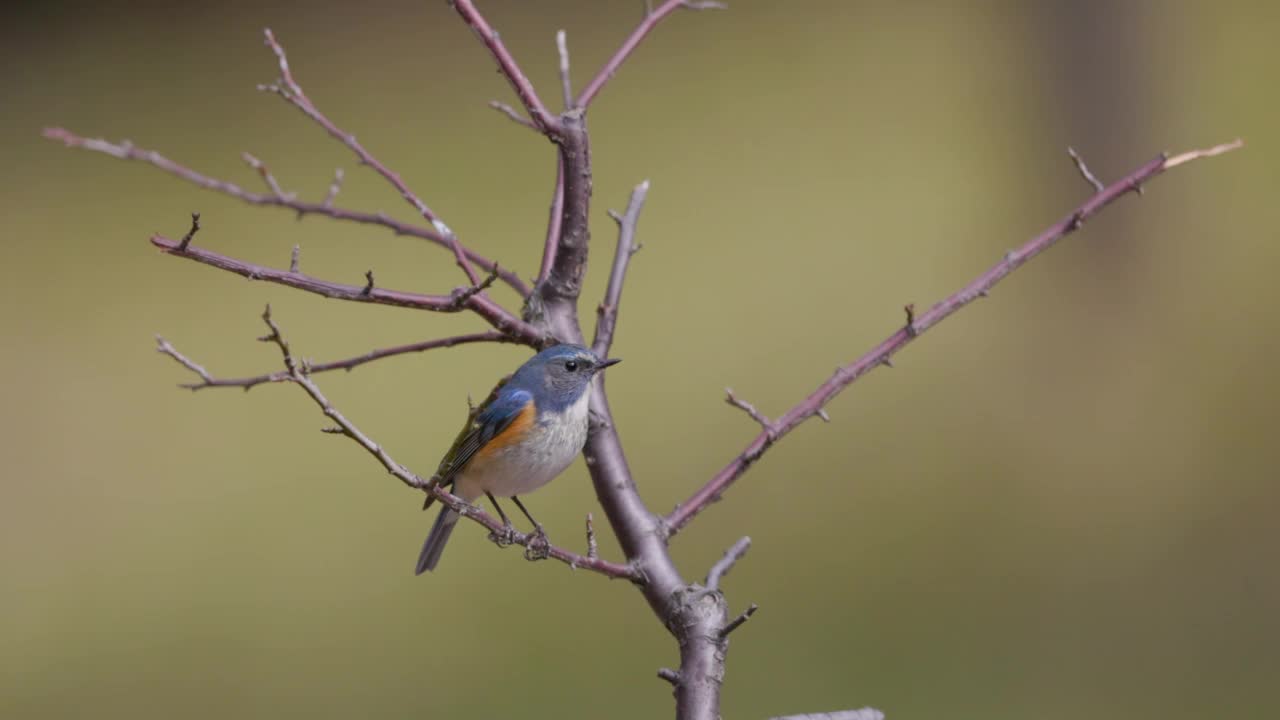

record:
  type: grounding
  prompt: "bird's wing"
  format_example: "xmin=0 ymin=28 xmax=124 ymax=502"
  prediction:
xmin=433 ymin=385 xmax=534 ymax=488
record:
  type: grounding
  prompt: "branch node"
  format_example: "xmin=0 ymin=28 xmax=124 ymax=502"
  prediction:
xmin=903 ymin=303 xmax=918 ymax=337
xmin=289 ymin=244 xmax=301 ymax=273
xmin=816 ymin=408 xmax=831 ymax=423
xmin=362 ymin=270 xmax=375 ymax=296
xmin=657 ymin=668 xmax=680 ymax=686
xmin=448 ymin=262 xmax=501 ymax=309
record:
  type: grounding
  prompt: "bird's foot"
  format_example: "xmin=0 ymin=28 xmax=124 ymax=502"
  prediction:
xmin=488 ymin=522 xmax=519 ymax=548
xmin=523 ymin=524 xmax=551 ymax=562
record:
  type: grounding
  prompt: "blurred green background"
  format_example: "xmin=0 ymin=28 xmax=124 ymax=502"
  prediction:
xmin=4 ymin=1 xmax=1277 ymax=718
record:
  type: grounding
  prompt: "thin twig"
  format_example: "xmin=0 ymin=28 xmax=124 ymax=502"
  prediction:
xmin=665 ymin=139 xmax=1244 ymax=535
xmin=705 ymin=536 xmax=751 ymax=591
xmin=41 ymin=128 xmax=529 ymax=295
xmin=241 ymin=152 xmax=292 ymax=199
xmin=592 ymin=180 xmax=650 ymax=356
xmin=769 ymin=709 xmax=885 ymax=720
xmin=538 ymin=155 xmax=566 ymax=286
xmin=1066 ymin=147 xmax=1105 ymax=193
xmin=724 ymin=390 xmax=775 ymax=436
xmin=586 ymin=513 xmax=599 ymax=560
xmin=149 ymin=232 xmax=543 ymax=344
xmin=159 ymin=332 xmax=513 ymax=391
xmin=1164 ymin=138 xmax=1244 ymax=168
xmin=556 ymin=30 xmax=574 ymax=110
xmin=488 ymin=100 xmax=540 ymax=132
xmin=258 ymin=29 xmax=482 ymax=287
xmin=720 ymin=603 xmax=757 ymax=638
xmin=576 ymin=0 xmax=727 ymax=109
xmin=177 ymin=212 xmax=201 ymax=251
xmin=658 ymin=668 xmax=680 ymax=685
xmin=450 ymin=1 xmax=560 ymax=136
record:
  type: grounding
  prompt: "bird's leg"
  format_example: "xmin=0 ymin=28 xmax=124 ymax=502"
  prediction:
xmin=485 ymin=491 xmax=518 ymax=547
xmin=512 ymin=495 xmax=550 ymax=561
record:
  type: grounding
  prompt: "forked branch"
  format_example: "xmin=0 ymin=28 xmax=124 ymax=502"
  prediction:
xmin=39 ymin=130 xmax=530 ymax=295
xmin=665 ymin=140 xmax=1244 ymax=535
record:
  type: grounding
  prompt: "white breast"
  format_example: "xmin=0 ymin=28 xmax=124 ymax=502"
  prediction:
xmin=456 ymin=389 xmax=591 ymax=500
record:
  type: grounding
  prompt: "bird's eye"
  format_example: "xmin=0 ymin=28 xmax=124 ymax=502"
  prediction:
xmin=564 ymin=360 xmax=579 ymax=372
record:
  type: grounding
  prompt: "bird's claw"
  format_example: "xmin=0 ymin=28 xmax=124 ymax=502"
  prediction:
xmin=488 ymin=523 xmax=519 ymax=548
xmin=523 ymin=525 xmax=551 ymax=561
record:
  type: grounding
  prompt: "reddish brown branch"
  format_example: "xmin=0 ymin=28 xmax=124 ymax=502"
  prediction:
xmin=156 ymin=331 xmax=513 ymax=391
xmin=149 ymin=233 xmax=543 ymax=344
xmin=575 ymin=0 xmax=727 ymax=110
xmin=593 ymin=180 xmax=649 ymax=356
xmin=41 ymin=128 xmax=530 ymax=296
xmin=449 ymin=1 xmax=560 ymax=136
xmin=537 ymin=155 xmax=567 ymax=286
xmin=665 ymin=139 xmax=1244 ymax=535
xmin=259 ymin=28 xmax=481 ymax=287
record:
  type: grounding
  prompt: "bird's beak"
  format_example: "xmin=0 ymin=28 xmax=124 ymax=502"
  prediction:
xmin=597 ymin=358 xmax=622 ymax=370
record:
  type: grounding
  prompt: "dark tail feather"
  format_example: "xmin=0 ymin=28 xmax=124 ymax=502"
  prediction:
xmin=415 ymin=506 xmax=460 ymax=574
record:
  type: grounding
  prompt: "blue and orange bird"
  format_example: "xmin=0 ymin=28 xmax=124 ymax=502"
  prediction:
xmin=415 ymin=344 xmax=620 ymax=574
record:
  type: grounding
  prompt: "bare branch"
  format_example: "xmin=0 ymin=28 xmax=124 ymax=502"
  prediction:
xmin=769 ymin=709 xmax=885 ymax=720
xmin=158 ymin=331 xmax=514 ymax=391
xmin=665 ymin=139 xmax=1245 ymax=536
xmin=177 ymin=212 xmax=201 ymax=251
xmin=705 ymin=536 xmax=750 ymax=591
xmin=41 ymin=128 xmax=530 ymax=296
xmin=657 ymin=668 xmax=680 ymax=685
xmin=242 ymin=152 xmax=292 ymax=200
xmin=724 ymin=389 xmax=775 ymax=436
xmin=1164 ymin=137 xmax=1244 ymax=168
xmin=259 ymin=28 xmax=483 ymax=287
xmin=149 ymin=231 xmax=543 ymax=344
xmin=446 ymin=262 xmax=501 ymax=309
xmin=593 ymin=180 xmax=650 ymax=356
xmin=1066 ymin=147 xmax=1104 ymax=193
xmin=556 ymin=30 xmax=574 ymax=110
xmin=450 ymin=1 xmax=560 ymax=136
xmin=586 ymin=513 xmax=599 ymax=560
xmin=576 ymin=0 xmax=727 ymax=109
xmin=537 ymin=155 xmax=566 ymax=287
xmin=488 ymin=100 xmax=540 ymax=132
xmin=720 ymin=603 xmax=757 ymax=637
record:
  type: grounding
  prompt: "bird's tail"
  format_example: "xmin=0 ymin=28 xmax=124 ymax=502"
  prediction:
xmin=415 ymin=505 xmax=460 ymax=574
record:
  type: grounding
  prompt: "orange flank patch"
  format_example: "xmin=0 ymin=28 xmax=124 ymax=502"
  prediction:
xmin=473 ymin=402 xmax=536 ymax=462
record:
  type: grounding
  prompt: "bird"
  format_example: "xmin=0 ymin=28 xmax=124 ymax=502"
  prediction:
xmin=415 ymin=344 xmax=621 ymax=574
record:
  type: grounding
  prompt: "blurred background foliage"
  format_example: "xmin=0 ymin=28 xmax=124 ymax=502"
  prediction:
xmin=3 ymin=0 xmax=1278 ymax=718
